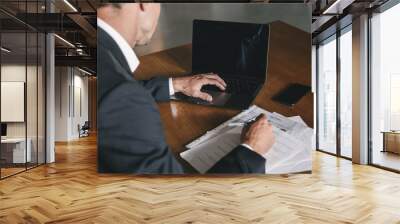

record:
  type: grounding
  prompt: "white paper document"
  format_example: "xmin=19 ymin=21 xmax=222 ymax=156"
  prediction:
xmin=180 ymin=105 xmax=313 ymax=174
xmin=186 ymin=106 xmax=268 ymax=149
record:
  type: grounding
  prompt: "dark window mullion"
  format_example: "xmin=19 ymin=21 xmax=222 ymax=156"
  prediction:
xmin=0 ymin=22 xmax=2 ymax=179
xmin=25 ymin=0 xmax=28 ymax=171
xmin=336 ymin=29 xmax=341 ymax=157
xmin=316 ymin=44 xmax=320 ymax=151
xmin=36 ymin=0 xmax=39 ymax=168
xmin=367 ymin=11 xmax=373 ymax=165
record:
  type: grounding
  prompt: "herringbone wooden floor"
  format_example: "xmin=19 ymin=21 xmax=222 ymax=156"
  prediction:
xmin=1 ymin=135 xmax=400 ymax=224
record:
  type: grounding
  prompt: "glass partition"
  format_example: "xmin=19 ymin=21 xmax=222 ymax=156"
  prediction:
xmin=0 ymin=1 xmax=46 ymax=179
xmin=1 ymin=30 xmax=28 ymax=178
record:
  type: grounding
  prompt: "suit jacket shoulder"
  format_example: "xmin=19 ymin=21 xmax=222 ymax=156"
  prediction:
xmin=97 ymin=27 xmax=170 ymax=102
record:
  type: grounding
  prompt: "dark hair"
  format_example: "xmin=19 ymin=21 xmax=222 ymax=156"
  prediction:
xmin=98 ymin=1 xmax=123 ymax=9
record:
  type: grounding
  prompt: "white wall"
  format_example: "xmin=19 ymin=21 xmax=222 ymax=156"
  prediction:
xmin=1 ymin=65 xmax=35 ymax=137
xmin=55 ymin=66 xmax=70 ymax=141
xmin=54 ymin=67 xmax=89 ymax=141
xmin=72 ymin=73 xmax=89 ymax=138
xmin=1 ymin=82 xmax=25 ymax=122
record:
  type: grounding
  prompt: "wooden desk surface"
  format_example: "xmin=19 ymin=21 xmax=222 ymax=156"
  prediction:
xmin=135 ymin=21 xmax=313 ymax=160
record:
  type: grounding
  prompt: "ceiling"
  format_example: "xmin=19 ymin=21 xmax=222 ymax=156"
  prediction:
xmin=0 ymin=0 xmax=97 ymax=74
xmin=309 ymin=0 xmax=389 ymax=43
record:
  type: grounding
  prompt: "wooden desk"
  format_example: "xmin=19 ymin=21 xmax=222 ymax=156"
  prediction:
xmin=1 ymin=138 xmax=32 ymax=164
xmin=382 ymin=131 xmax=400 ymax=154
xmin=135 ymin=21 xmax=313 ymax=165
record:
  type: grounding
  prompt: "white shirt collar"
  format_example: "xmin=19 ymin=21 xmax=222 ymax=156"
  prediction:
xmin=97 ymin=18 xmax=139 ymax=73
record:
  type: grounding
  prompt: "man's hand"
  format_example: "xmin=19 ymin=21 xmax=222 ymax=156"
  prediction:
xmin=241 ymin=114 xmax=275 ymax=156
xmin=172 ymin=73 xmax=226 ymax=102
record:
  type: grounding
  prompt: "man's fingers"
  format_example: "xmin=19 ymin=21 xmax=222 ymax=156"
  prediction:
xmin=250 ymin=114 xmax=268 ymax=127
xmin=196 ymin=91 xmax=213 ymax=102
xmin=254 ymin=114 xmax=266 ymax=122
xmin=201 ymin=78 xmax=226 ymax=91
xmin=247 ymin=116 xmax=261 ymax=127
xmin=204 ymin=73 xmax=227 ymax=87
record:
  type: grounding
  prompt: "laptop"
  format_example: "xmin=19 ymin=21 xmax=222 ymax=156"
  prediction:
xmin=1 ymin=123 xmax=7 ymax=140
xmin=173 ymin=19 xmax=270 ymax=110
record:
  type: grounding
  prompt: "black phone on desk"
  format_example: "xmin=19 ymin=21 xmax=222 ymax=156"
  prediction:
xmin=272 ymin=83 xmax=311 ymax=107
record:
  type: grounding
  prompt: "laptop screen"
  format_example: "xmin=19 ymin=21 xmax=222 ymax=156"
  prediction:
xmin=1 ymin=123 xmax=7 ymax=137
xmin=192 ymin=20 xmax=269 ymax=79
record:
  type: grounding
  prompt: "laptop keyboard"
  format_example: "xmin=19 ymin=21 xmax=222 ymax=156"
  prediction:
xmin=228 ymin=79 xmax=259 ymax=93
xmin=202 ymin=78 xmax=260 ymax=94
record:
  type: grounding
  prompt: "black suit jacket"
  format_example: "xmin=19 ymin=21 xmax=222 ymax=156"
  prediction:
xmin=97 ymin=27 xmax=266 ymax=174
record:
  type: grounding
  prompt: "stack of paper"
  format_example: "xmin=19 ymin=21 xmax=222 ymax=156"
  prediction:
xmin=180 ymin=105 xmax=314 ymax=174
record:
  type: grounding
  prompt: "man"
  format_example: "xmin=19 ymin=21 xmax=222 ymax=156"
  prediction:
xmin=97 ymin=3 xmax=275 ymax=174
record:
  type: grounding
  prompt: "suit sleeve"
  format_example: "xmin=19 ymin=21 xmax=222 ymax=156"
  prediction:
xmin=207 ymin=145 xmax=266 ymax=174
xmin=98 ymin=82 xmax=183 ymax=174
xmin=136 ymin=76 xmax=170 ymax=102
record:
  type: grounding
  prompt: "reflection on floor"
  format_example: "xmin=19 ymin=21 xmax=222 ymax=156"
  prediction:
xmin=0 ymin=135 xmax=400 ymax=223
xmin=0 ymin=167 xmax=25 ymax=178
xmin=341 ymin=147 xmax=352 ymax=158
xmin=0 ymin=163 xmax=43 ymax=178
xmin=373 ymin=150 xmax=400 ymax=171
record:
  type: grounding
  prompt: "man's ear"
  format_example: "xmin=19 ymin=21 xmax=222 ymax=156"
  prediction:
xmin=139 ymin=3 xmax=149 ymax=12
xmin=138 ymin=3 xmax=154 ymax=12
xmin=139 ymin=3 xmax=144 ymax=11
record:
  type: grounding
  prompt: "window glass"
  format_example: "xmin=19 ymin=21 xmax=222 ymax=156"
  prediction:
xmin=317 ymin=36 xmax=337 ymax=154
xmin=1 ymin=4 xmax=28 ymax=177
xmin=371 ymin=3 xmax=400 ymax=171
xmin=339 ymin=28 xmax=352 ymax=158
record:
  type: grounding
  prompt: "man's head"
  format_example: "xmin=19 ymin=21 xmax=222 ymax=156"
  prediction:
xmin=98 ymin=3 xmax=160 ymax=47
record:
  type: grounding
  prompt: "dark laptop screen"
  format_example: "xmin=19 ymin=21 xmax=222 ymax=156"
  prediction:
xmin=1 ymin=123 xmax=7 ymax=137
xmin=192 ymin=20 xmax=269 ymax=79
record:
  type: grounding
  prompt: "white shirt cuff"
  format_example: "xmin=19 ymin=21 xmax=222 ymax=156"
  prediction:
xmin=168 ymin=78 xmax=175 ymax=96
xmin=241 ymin=143 xmax=254 ymax=152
